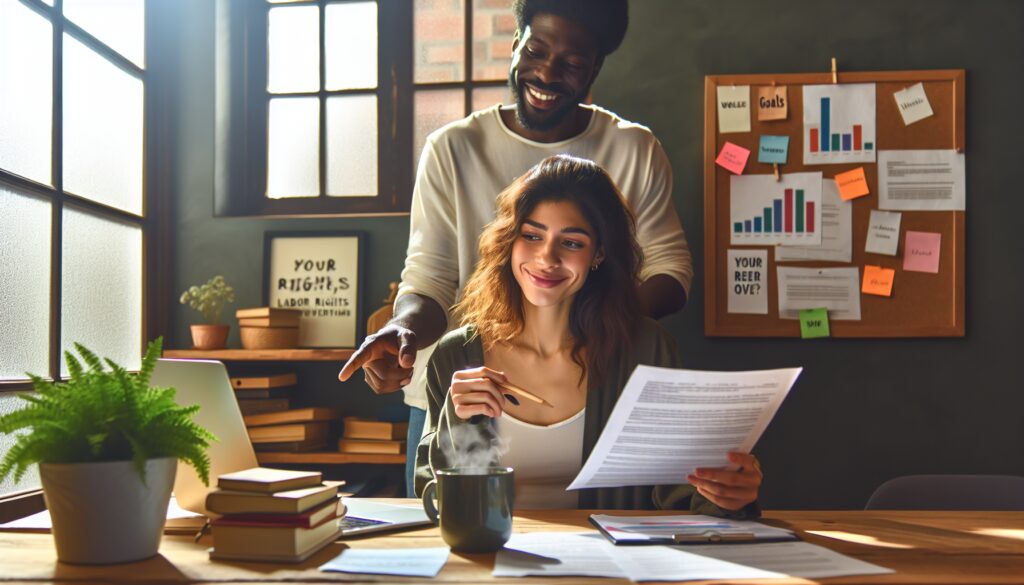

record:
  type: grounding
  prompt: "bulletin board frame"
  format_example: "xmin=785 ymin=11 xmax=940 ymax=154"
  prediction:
xmin=704 ymin=69 xmax=965 ymax=337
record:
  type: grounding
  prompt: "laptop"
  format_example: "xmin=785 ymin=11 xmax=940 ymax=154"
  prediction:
xmin=152 ymin=358 xmax=432 ymax=535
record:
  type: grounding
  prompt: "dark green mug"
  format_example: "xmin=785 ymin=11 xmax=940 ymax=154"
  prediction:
xmin=421 ymin=467 xmax=514 ymax=553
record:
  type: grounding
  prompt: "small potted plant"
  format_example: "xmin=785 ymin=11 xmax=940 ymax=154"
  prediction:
xmin=180 ymin=275 xmax=235 ymax=349
xmin=0 ymin=338 xmax=214 ymax=564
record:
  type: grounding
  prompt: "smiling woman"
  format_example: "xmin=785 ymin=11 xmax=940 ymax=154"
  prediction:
xmin=414 ymin=155 xmax=764 ymax=514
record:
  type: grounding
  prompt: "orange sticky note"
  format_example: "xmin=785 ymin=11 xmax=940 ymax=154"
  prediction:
xmin=862 ymin=265 xmax=895 ymax=297
xmin=834 ymin=167 xmax=870 ymax=201
xmin=715 ymin=142 xmax=750 ymax=175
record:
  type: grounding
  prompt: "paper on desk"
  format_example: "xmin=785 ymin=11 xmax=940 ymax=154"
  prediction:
xmin=0 ymin=496 xmax=202 ymax=531
xmin=495 ymin=532 xmax=629 ymax=579
xmin=320 ymin=547 xmax=449 ymax=578
xmin=777 ymin=266 xmax=861 ymax=320
xmin=567 ymin=366 xmax=800 ymax=491
xmin=878 ymin=149 xmax=965 ymax=211
xmin=495 ymin=532 xmax=891 ymax=582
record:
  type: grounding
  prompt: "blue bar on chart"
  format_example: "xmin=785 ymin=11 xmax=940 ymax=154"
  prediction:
xmin=734 ymin=191 xmax=816 ymax=236
xmin=821 ymin=97 xmax=830 ymax=152
xmin=744 ymin=220 xmax=752 ymax=232
xmin=842 ymin=134 xmax=852 ymax=151
xmin=754 ymin=217 xmax=762 ymax=232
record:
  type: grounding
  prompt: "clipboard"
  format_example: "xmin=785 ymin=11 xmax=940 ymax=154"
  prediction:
xmin=588 ymin=514 xmax=800 ymax=546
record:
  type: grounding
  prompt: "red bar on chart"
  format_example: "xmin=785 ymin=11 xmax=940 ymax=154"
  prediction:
xmin=810 ymin=129 xmax=819 ymax=153
xmin=807 ymin=201 xmax=815 ymax=232
xmin=784 ymin=189 xmax=793 ymax=233
xmin=853 ymin=125 xmax=862 ymax=150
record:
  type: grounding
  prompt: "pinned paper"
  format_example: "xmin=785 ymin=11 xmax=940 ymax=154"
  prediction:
xmin=757 ymin=86 xmax=788 ymax=121
xmin=893 ymin=83 xmax=934 ymax=126
xmin=862 ymin=265 xmax=895 ymax=297
xmin=834 ymin=167 xmax=869 ymax=201
xmin=865 ymin=210 xmax=901 ymax=256
xmin=727 ymin=249 xmax=768 ymax=315
xmin=799 ymin=308 xmax=830 ymax=339
xmin=758 ymin=135 xmax=790 ymax=164
xmin=717 ymin=85 xmax=751 ymax=133
xmin=903 ymin=231 xmax=941 ymax=273
xmin=716 ymin=142 xmax=750 ymax=175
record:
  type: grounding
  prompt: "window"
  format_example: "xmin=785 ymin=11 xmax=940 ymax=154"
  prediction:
xmin=215 ymin=0 xmax=513 ymax=217
xmin=0 ymin=0 xmax=161 ymax=494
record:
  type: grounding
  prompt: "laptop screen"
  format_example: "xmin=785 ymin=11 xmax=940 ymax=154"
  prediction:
xmin=151 ymin=359 xmax=257 ymax=516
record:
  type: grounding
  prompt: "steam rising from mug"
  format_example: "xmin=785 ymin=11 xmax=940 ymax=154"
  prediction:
xmin=438 ymin=419 xmax=510 ymax=474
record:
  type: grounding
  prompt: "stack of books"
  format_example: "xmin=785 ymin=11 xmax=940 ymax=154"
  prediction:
xmin=236 ymin=307 xmax=302 ymax=350
xmin=207 ymin=467 xmax=345 ymax=563
xmin=231 ymin=373 xmax=296 ymax=416
xmin=337 ymin=417 xmax=408 ymax=455
xmin=244 ymin=406 xmax=339 ymax=452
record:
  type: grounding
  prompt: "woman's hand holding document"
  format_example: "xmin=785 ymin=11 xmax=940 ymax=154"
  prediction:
xmin=567 ymin=365 xmax=802 ymax=504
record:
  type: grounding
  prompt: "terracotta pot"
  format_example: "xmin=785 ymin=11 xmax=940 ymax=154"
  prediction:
xmin=40 ymin=457 xmax=176 ymax=564
xmin=190 ymin=324 xmax=229 ymax=350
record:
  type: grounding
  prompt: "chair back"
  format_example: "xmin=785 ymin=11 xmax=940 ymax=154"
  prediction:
xmin=865 ymin=474 xmax=1024 ymax=510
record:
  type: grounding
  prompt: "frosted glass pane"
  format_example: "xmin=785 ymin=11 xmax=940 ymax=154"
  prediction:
xmin=0 ymin=394 xmax=41 ymax=495
xmin=0 ymin=0 xmax=53 ymax=185
xmin=63 ymin=34 xmax=143 ymax=216
xmin=63 ymin=0 xmax=145 ymax=68
xmin=326 ymin=95 xmax=377 ymax=197
xmin=414 ymin=89 xmax=462 ymax=173
xmin=325 ymin=2 xmax=377 ymax=91
xmin=414 ymin=0 xmax=463 ymax=83
xmin=472 ymin=0 xmax=513 ymax=81
xmin=267 ymin=98 xmax=319 ymax=198
xmin=268 ymin=5 xmax=319 ymax=93
xmin=472 ymin=86 xmax=509 ymax=112
xmin=61 ymin=207 xmax=142 ymax=377
xmin=0 ymin=187 xmax=51 ymax=381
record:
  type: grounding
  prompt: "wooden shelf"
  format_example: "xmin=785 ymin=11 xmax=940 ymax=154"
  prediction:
xmin=163 ymin=348 xmax=354 ymax=361
xmin=255 ymin=451 xmax=405 ymax=465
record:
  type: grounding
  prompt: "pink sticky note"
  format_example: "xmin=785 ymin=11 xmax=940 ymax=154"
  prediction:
xmin=903 ymin=231 xmax=941 ymax=273
xmin=715 ymin=142 xmax=751 ymax=175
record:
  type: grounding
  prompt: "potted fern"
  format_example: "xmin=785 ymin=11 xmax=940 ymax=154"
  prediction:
xmin=180 ymin=275 xmax=235 ymax=349
xmin=0 ymin=338 xmax=214 ymax=564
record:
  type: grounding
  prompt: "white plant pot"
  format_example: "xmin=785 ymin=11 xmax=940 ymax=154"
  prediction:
xmin=39 ymin=457 xmax=177 ymax=564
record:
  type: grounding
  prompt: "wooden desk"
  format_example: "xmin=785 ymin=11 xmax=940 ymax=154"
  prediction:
xmin=2 ymin=501 xmax=1024 ymax=584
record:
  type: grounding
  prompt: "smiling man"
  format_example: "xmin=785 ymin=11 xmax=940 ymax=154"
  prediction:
xmin=339 ymin=0 xmax=693 ymax=497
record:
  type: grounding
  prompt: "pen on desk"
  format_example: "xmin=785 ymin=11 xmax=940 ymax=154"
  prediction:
xmin=672 ymin=530 xmax=756 ymax=543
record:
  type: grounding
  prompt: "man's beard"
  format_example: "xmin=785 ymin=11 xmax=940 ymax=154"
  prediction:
xmin=509 ymin=71 xmax=583 ymax=132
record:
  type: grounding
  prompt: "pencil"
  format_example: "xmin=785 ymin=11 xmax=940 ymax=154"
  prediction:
xmin=498 ymin=381 xmax=554 ymax=408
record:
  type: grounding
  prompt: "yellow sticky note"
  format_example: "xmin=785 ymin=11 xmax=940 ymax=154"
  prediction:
xmin=862 ymin=265 xmax=895 ymax=297
xmin=834 ymin=167 xmax=870 ymax=201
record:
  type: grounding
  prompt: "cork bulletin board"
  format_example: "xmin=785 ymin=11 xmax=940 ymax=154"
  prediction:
xmin=703 ymin=69 xmax=965 ymax=337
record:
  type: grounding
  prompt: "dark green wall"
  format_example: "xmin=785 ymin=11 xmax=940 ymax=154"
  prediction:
xmin=170 ymin=0 xmax=1024 ymax=508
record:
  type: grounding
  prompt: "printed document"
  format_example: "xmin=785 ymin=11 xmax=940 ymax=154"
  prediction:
xmin=567 ymin=366 xmax=801 ymax=491
xmin=878 ymin=149 xmax=965 ymax=210
xmin=494 ymin=532 xmax=893 ymax=582
xmin=775 ymin=179 xmax=852 ymax=263
xmin=777 ymin=266 xmax=861 ymax=320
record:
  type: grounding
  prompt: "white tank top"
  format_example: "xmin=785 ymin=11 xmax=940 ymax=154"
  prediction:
xmin=495 ymin=409 xmax=585 ymax=509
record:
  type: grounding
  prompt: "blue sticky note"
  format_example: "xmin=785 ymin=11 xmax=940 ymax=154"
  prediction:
xmin=758 ymin=135 xmax=790 ymax=164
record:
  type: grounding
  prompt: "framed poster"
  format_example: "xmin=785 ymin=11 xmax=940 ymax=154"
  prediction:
xmin=262 ymin=231 xmax=365 ymax=348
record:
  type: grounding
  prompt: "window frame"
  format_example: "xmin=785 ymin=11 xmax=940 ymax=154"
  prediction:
xmin=0 ymin=0 xmax=170 ymax=392
xmin=215 ymin=0 xmax=511 ymax=218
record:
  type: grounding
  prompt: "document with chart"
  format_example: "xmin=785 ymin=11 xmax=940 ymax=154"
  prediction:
xmin=567 ymin=366 xmax=801 ymax=491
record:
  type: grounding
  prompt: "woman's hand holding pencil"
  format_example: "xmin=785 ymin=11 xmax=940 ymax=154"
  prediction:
xmin=449 ymin=366 xmax=551 ymax=421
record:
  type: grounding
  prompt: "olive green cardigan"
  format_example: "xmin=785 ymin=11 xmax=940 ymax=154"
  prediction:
xmin=413 ymin=317 xmax=760 ymax=518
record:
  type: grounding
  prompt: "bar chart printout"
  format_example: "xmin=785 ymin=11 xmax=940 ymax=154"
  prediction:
xmin=803 ymin=83 xmax=877 ymax=165
xmin=730 ymin=172 xmax=823 ymax=246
